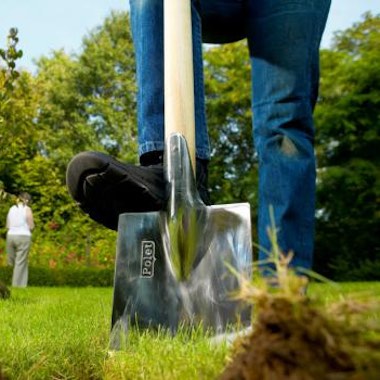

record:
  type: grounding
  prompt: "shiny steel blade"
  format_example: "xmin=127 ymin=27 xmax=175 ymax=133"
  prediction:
xmin=110 ymin=133 xmax=252 ymax=349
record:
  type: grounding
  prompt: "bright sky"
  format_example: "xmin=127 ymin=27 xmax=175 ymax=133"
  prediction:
xmin=1 ymin=0 xmax=379 ymax=72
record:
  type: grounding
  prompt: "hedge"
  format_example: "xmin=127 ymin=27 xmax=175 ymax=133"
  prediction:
xmin=0 ymin=266 xmax=114 ymax=287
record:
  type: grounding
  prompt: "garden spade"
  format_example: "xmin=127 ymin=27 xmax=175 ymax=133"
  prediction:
xmin=110 ymin=0 xmax=252 ymax=349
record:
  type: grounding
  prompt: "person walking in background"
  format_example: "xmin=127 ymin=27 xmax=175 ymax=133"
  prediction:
xmin=6 ymin=192 xmax=34 ymax=287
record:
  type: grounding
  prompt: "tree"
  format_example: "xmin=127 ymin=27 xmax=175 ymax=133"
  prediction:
xmin=0 ymin=28 xmax=36 ymax=193
xmin=2 ymin=11 xmax=378 ymax=278
xmin=204 ymin=41 xmax=258 ymax=243
xmin=0 ymin=13 xmax=137 ymax=268
xmin=0 ymin=28 xmax=39 ymax=242
xmin=313 ymin=13 xmax=380 ymax=279
xmin=0 ymin=28 xmax=23 ymax=125
xmin=26 ymin=11 xmax=137 ymax=267
xmin=75 ymin=10 xmax=138 ymax=162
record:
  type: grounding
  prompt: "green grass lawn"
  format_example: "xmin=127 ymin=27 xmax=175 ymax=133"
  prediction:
xmin=0 ymin=283 xmax=379 ymax=380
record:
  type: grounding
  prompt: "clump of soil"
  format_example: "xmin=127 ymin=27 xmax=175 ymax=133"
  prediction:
xmin=0 ymin=281 xmax=10 ymax=299
xmin=219 ymin=218 xmax=380 ymax=379
xmin=218 ymin=283 xmax=380 ymax=380
xmin=0 ymin=369 xmax=9 ymax=380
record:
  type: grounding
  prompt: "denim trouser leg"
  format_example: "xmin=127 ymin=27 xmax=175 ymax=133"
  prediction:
xmin=129 ymin=0 xmax=210 ymax=159
xmin=129 ymin=0 xmax=330 ymax=271
xmin=246 ymin=0 xmax=331 ymax=270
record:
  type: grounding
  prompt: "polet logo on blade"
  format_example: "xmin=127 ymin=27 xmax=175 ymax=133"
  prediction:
xmin=140 ymin=241 xmax=156 ymax=278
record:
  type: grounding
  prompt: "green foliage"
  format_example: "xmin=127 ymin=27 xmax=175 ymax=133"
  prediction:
xmin=330 ymin=260 xmax=380 ymax=282
xmin=33 ymin=11 xmax=137 ymax=166
xmin=204 ymin=41 xmax=256 ymax=204
xmin=0 ymin=265 xmax=113 ymax=287
xmin=0 ymin=12 xmax=134 ymax=269
xmin=314 ymin=13 xmax=380 ymax=279
xmin=204 ymin=42 xmax=258 ymax=243
xmin=0 ymin=28 xmax=37 ymax=196
xmin=29 ymin=221 xmax=116 ymax=270
xmin=77 ymin=11 xmax=138 ymax=161
xmin=0 ymin=11 xmax=378 ymax=281
xmin=0 ymin=27 xmax=23 ymax=95
xmin=34 ymin=50 xmax=97 ymax=168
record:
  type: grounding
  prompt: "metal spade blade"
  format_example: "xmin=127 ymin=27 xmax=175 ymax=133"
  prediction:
xmin=110 ymin=134 xmax=252 ymax=349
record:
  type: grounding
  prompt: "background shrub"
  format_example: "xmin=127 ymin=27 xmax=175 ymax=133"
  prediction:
xmin=0 ymin=266 xmax=114 ymax=287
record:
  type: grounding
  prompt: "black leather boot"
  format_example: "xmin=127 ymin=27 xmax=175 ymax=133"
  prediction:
xmin=66 ymin=151 xmax=210 ymax=230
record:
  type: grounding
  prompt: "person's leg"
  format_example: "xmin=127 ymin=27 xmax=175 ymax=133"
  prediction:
xmin=6 ymin=235 xmax=16 ymax=266
xmin=247 ymin=0 xmax=331 ymax=271
xmin=11 ymin=236 xmax=30 ymax=287
xmin=198 ymin=0 xmax=247 ymax=44
xmin=66 ymin=0 xmax=211 ymax=230
xmin=130 ymin=0 xmax=210 ymax=160
xmin=129 ymin=0 xmax=164 ymax=157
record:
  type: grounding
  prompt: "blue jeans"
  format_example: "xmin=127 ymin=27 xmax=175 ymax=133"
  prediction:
xmin=129 ymin=0 xmax=331 ymax=270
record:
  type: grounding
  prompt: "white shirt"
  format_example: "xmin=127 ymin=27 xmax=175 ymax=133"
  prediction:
xmin=6 ymin=204 xmax=32 ymax=236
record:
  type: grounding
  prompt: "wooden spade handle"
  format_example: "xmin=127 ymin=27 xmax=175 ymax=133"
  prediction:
xmin=164 ymin=0 xmax=196 ymax=172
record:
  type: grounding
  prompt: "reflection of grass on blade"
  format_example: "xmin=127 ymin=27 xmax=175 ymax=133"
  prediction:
xmin=167 ymin=206 xmax=199 ymax=280
xmin=218 ymin=206 xmax=380 ymax=380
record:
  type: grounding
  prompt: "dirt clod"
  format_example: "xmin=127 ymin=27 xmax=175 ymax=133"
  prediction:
xmin=218 ymin=294 xmax=380 ymax=380
xmin=0 ymin=281 xmax=10 ymax=299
